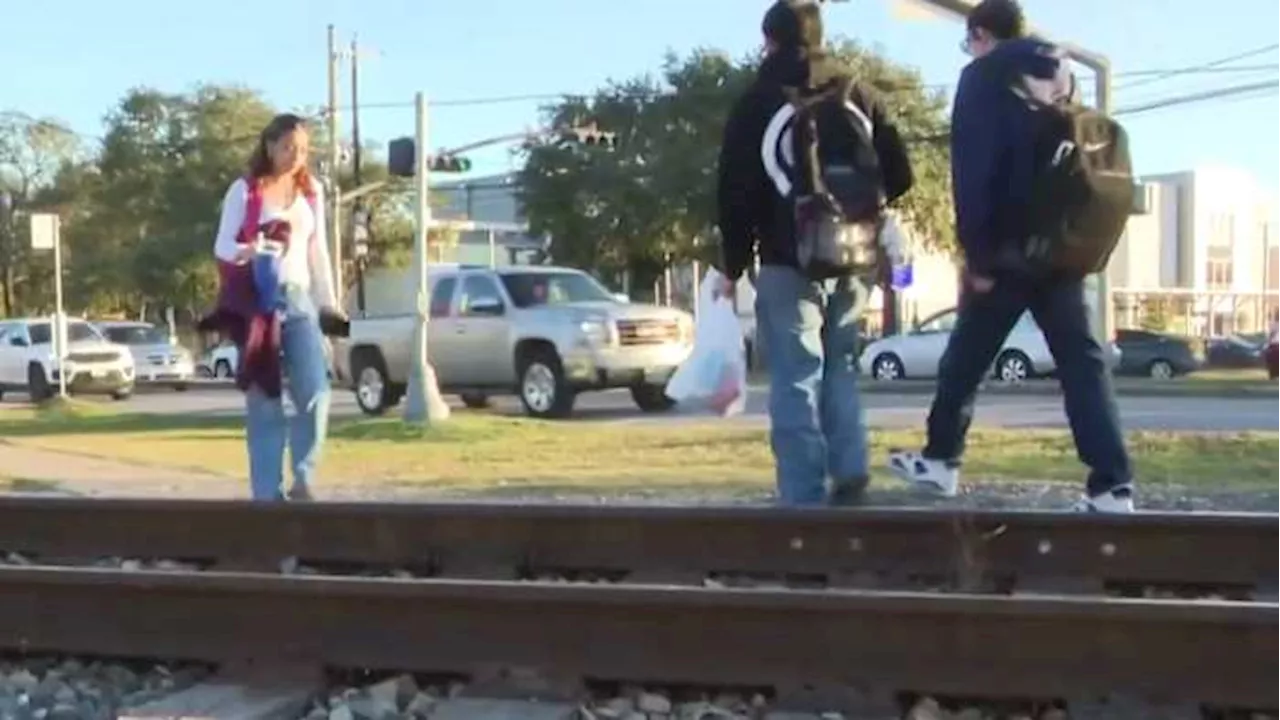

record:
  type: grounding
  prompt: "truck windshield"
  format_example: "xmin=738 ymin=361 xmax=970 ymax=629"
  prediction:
xmin=500 ymin=271 xmax=616 ymax=308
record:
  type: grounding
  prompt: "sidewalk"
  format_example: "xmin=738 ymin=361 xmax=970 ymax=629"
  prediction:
xmin=0 ymin=441 xmax=240 ymax=498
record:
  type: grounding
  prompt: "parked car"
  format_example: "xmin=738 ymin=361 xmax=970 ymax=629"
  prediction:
xmin=857 ymin=306 xmax=1122 ymax=382
xmin=0 ymin=317 xmax=135 ymax=401
xmin=197 ymin=341 xmax=239 ymax=379
xmin=1206 ymin=335 xmax=1265 ymax=369
xmin=1113 ymin=329 xmax=1203 ymax=379
xmin=334 ymin=263 xmax=695 ymax=419
xmin=1259 ymin=333 xmax=1280 ymax=379
xmin=95 ymin=320 xmax=194 ymax=391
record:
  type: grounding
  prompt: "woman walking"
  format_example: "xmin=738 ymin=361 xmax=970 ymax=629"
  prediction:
xmin=201 ymin=113 xmax=342 ymax=501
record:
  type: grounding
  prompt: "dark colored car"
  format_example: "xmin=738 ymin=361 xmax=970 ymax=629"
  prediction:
xmin=1114 ymin=329 xmax=1203 ymax=379
xmin=1206 ymin=335 xmax=1265 ymax=369
xmin=1265 ymin=330 xmax=1278 ymax=379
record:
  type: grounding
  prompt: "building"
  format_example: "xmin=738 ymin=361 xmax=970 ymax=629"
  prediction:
xmin=431 ymin=172 xmax=547 ymax=266
xmin=1111 ymin=166 xmax=1279 ymax=335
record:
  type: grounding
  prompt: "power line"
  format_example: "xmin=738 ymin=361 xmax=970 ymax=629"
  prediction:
xmin=1115 ymin=78 xmax=1278 ymax=116
xmin=1116 ymin=43 xmax=1279 ymax=91
xmin=340 ymin=61 xmax=1279 ymax=114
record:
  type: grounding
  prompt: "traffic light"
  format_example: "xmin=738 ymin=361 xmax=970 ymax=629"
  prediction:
xmin=387 ymin=137 xmax=473 ymax=176
xmin=562 ymin=123 xmax=618 ymax=150
xmin=430 ymin=155 xmax=472 ymax=173
xmin=388 ymin=137 xmax=415 ymax=177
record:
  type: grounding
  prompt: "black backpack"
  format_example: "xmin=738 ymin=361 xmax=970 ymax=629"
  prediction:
xmin=1016 ymin=75 xmax=1134 ymax=278
xmin=783 ymin=77 xmax=887 ymax=281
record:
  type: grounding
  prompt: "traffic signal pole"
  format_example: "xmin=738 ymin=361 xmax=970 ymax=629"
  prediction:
xmin=326 ymin=25 xmax=344 ymax=305
xmin=402 ymin=91 xmax=451 ymax=425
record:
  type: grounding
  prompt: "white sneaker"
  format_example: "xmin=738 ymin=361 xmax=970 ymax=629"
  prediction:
xmin=1073 ymin=486 xmax=1135 ymax=513
xmin=887 ymin=450 xmax=959 ymax=497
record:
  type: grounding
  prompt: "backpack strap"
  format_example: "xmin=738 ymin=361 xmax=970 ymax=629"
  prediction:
xmin=239 ymin=176 xmax=264 ymax=244
xmin=783 ymin=77 xmax=866 ymax=200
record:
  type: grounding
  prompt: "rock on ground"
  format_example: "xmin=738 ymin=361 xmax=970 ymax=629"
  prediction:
xmin=0 ymin=657 xmax=206 ymax=720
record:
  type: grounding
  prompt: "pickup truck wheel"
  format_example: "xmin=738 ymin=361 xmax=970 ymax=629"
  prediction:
xmin=27 ymin=363 xmax=51 ymax=403
xmin=111 ymin=386 xmax=134 ymax=401
xmin=351 ymin=351 xmax=393 ymax=416
xmin=630 ymin=383 xmax=676 ymax=413
xmin=518 ymin=349 xmax=575 ymax=419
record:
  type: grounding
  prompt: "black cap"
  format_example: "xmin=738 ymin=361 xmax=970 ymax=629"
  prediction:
xmin=966 ymin=0 xmax=1026 ymax=40
xmin=762 ymin=1 xmax=824 ymax=50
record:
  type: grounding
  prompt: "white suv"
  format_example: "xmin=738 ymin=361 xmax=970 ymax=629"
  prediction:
xmin=0 ymin=317 xmax=135 ymax=402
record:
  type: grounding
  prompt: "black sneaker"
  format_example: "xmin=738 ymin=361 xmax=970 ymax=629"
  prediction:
xmin=828 ymin=478 xmax=869 ymax=507
xmin=287 ymin=485 xmax=315 ymax=502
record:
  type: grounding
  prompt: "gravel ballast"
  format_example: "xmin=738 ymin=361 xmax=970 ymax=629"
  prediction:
xmin=0 ymin=657 xmax=208 ymax=719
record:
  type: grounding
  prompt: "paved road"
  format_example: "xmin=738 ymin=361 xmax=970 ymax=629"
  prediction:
xmin=4 ymin=383 xmax=1274 ymax=432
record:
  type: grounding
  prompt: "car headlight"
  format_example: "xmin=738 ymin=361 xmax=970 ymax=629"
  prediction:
xmin=576 ymin=315 xmax=614 ymax=347
xmin=677 ymin=314 xmax=694 ymax=346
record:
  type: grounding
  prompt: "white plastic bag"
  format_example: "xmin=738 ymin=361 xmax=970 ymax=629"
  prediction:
xmin=664 ymin=269 xmax=748 ymax=417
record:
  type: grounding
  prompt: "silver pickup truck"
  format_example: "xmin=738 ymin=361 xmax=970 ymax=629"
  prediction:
xmin=333 ymin=264 xmax=695 ymax=419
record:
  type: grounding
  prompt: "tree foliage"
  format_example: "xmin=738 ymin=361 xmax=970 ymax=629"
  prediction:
xmin=518 ymin=41 xmax=953 ymax=291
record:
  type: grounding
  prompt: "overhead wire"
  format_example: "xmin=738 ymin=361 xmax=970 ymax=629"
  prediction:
xmin=1115 ymin=43 xmax=1278 ymax=92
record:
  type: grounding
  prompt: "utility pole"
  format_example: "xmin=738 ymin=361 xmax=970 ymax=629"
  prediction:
xmin=326 ymin=24 xmax=344 ymax=304
xmin=402 ymin=92 xmax=451 ymax=424
xmin=350 ymin=33 xmax=367 ymax=315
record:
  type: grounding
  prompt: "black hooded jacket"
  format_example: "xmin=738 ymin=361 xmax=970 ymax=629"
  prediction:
xmin=715 ymin=47 xmax=914 ymax=281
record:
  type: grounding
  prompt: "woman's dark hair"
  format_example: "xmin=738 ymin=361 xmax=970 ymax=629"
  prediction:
xmin=247 ymin=113 xmax=312 ymax=188
xmin=967 ymin=0 xmax=1026 ymax=40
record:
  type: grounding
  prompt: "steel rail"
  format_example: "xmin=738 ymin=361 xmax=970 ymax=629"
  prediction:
xmin=0 ymin=498 xmax=1273 ymax=594
xmin=0 ymin=566 xmax=1273 ymax=710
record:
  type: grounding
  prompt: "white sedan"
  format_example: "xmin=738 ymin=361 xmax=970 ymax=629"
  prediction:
xmin=858 ymin=306 xmax=1121 ymax=382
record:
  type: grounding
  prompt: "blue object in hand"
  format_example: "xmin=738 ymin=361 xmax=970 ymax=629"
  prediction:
xmin=890 ymin=262 xmax=913 ymax=291
xmin=252 ymin=239 xmax=285 ymax=314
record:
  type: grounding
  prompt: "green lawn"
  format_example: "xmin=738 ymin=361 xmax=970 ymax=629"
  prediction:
xmin=1 ymin=400 xmax=1275 ymax=497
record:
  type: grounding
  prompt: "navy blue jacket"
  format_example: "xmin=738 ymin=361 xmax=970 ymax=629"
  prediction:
xmin=951 ymin=37 xmax=1073 ymax=275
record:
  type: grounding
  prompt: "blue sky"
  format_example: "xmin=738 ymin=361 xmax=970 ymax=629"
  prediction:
xmin=4 ymin=0 xmax=1278 ymax=191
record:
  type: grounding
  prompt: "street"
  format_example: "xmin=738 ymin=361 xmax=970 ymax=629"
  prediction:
xmin=4 ymin=383 xmax=1275 ymax=433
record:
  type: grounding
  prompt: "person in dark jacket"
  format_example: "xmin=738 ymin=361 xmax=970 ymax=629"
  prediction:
xmin=887 ymin=0 xmax=1135 ymax=513
xmin=716 ymin=0 xmax=913 ymax=506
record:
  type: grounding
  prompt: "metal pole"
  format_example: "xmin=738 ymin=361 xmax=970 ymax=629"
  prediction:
xmin=1092 ymin=63 xmax=1114 ymax=347
xmin=52 ymin=215 xmax=66 ymax=399
xmin=403 ymin=92 xmax=451 ymax=424
xmin=326 ymin=24 xmax=344 ymax=304
xmin=350 ymin=34 xmax=367 ymax=315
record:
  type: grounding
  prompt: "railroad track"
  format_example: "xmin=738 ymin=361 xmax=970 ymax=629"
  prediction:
xmin=0 ymin=497 xmax=1274 ymax=718
xmin=0 ymin=498 xmax=1274 ymax=594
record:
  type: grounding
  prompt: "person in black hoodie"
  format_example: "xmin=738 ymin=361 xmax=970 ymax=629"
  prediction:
xmin=716 ymin=0 xmax=913 ymax=506
xmin=886 ymin=0 xmax=1135 ymax=513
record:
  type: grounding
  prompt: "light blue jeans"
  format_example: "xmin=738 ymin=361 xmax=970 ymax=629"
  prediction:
xmin=245 ymin=286 xmax=332 ymax=501
xmin=755 ymin=265 xmax=869 ymax=505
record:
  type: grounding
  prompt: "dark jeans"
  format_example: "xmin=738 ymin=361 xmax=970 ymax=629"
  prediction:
xmin=923 ymin=274 xmax=1132 ymax=496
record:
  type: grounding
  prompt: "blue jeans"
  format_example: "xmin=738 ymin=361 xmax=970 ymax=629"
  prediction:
xmin=244 ymin=287 xmax=332 ymax=500
xmin=755 ymin=265 xmax=869 ymax=505
xmin=924 ymin=274 xmax=1132 ymax=496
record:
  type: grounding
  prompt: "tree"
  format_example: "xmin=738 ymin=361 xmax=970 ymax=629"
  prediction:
xmin=0 ymin=114 xmax=80 ymax=315
xmin=517 ymin=41 xmax=953 ymax=296
xmin=81 ymin=85 xmax=276 ymax=319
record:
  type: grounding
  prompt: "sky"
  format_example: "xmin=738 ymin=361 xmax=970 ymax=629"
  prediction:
xmin=3 ymin=0 xmax=1278 ymax=194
